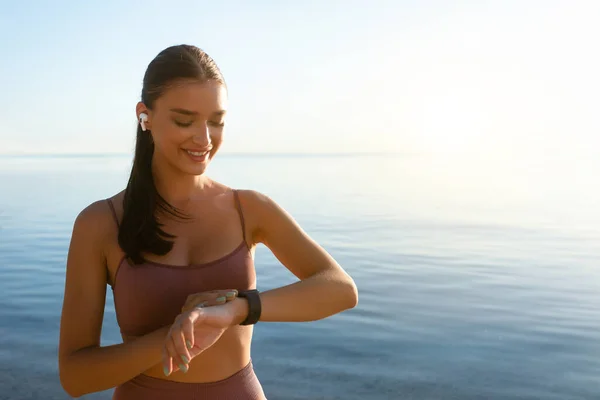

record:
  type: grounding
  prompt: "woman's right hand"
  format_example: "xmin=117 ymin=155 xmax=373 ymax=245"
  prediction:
xmin=162 ymin=297 xmax=243 ymax=376
xmin=162 ymin=289 xmax=238 ymax=375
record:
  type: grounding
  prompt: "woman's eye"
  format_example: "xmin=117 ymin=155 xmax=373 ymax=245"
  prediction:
xmin=174 ymin=120 xmax=224 ymax=128
xmin=174 ymin=120 xmax=193 ymax=127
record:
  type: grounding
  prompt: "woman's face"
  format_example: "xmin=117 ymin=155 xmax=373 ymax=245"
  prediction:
xmin=140 ymin=79 xmax=227 ymax=176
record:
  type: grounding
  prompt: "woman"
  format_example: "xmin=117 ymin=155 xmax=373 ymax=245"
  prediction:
xmin=58 ymin=44 xmax=358 ymax=399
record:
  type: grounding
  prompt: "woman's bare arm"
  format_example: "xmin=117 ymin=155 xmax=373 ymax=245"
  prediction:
xmin=58 ymin=201 xmax=170 ymax=397
xmin=237 ymin=190 xmax=359 ymax=322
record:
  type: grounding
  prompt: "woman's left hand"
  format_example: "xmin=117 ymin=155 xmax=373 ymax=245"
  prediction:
xmin=181 ymin=289 xmax=238 ymax=313
xmin=162 ymin=299 xmax=243 ymax=376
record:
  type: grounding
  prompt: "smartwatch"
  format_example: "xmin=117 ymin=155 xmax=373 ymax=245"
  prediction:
xmin=237 ymin=289 xmax=261 ymax=325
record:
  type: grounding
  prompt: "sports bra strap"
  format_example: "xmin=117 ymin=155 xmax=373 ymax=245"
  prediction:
xmin=108 ymin=194 xmax=245 ymax=239
xmin=106 ymin=198 xmax=120 ymax=228
xmin=232 ymin=190 xmax=247 ymax=243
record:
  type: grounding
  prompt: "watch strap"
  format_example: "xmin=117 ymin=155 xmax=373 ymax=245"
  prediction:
xmin=237 ymin=289 xmax=261 ymax=325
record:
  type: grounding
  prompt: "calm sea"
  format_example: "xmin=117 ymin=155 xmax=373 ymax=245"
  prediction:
xmin=0 ymin=153 xmax=599 ymax=399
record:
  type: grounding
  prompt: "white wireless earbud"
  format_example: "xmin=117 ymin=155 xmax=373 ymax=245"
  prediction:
xmin=139 ymin=113 xmax=148 ymax=131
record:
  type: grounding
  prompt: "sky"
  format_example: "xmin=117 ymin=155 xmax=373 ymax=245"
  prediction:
xmin=0 ymin=0 xmax=598 ymax=157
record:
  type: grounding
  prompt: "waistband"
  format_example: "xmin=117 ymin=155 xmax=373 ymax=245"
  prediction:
xmin=133 ymin=360 xmax=255 ymax=390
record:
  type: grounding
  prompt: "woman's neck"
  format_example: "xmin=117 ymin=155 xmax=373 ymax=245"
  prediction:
xmin=151 ymin=155 xmax=212 ymax=207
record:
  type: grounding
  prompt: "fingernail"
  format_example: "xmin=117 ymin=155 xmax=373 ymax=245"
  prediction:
xmin=186 ymin=340 xmax=193 ymax=349
xmin=163 ymin=366 xmax=169 ymax=376
xmin=179 ymin=363 xmax=188 ymax=373
xmin=181 ymin=355 xmax=190 ymax=364
xmin=216 ymin=296 xmax=226 ymax=303
xmin=226 ymin=291 xmax=236 ymax=298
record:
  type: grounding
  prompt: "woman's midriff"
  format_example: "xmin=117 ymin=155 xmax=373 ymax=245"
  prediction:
xmin=122 ymin=325 xmax=253 ymax=383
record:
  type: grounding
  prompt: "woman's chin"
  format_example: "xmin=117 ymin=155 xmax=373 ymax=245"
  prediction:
xmin=182 ymin=158 xmax=212 ymax=175
xmin=182 ymin=163 xmax=209 ymax=176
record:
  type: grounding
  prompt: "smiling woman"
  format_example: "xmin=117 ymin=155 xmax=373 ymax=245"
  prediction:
xmin=57 ymin=44 xmax=358 ymax=400
xmin=170 ymin=106 xmax=225 ymax=163
xmin=138 ymin=82 xmax=226 ymax=175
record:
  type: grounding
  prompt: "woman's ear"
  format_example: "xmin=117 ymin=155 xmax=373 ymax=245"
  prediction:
xmin=136 ymin=102 xmax=152 ymax=131
xmin=139 ymin=113 xmax=148 ymax=131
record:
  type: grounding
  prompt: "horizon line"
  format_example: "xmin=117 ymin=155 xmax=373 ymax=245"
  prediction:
xmin=0 ymin=151 xmax=408 ymax=158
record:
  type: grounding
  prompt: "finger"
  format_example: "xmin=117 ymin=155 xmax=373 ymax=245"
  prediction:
xmin=171 ymin=322 xmax=192 ymax=372
xmin=166 ymin=334 xmax=187 ymax=373
xmin=178 ymin=314 xmax=194 ymax=361
xmin=197 ymin=301 xmax=208 ymax=308
xmin=193 ymin=290 xmax=237 ymax=304
xmin=182 ymin=297 xmax=197 ymax=312
xmin=162 ymin=344 xmax=173 ymax=376
xmin=185 ymin=300 xmax=206 ymax=313
xmin=183 ymin=292 xmax=210 ymax=311
xmin=212 ymin=289 xmax=237 ymax=300
xmin=206 ymin=290 xmax=236 ymax=305
xmin=181 ymin=313 xmax=195 ymax=353
xmin=183 ymin=293 xmax=203 ymax=309
xmin=224 ymin=289 xmax=238 ymax=301
xmin=184 ymin=301 xmax=206 ymax=313
xmin=182 ymin=293 xmax=211 ymax=312
xmin=184 ymin=291 xmax=218 ymax=305
xmin=182 ymin=290 xmax=237 ymax=312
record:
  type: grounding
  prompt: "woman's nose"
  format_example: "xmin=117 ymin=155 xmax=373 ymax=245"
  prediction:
xmin=192 ymin=123 xmax=211 ymax=146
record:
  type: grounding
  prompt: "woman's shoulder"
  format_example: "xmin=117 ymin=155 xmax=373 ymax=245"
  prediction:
xmin=233 ymin=188 xmax=276 ymax=211
xmin=232 ymin=188 xmax=291 ymax=229
xmin=230 ymin=185 xmax=270 ymax=199
xmin=72 ymin=190 xmax=125 ymax=236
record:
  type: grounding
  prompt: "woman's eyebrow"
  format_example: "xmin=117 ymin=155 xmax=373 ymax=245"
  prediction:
xmin=170 ymin=108 xmax=226 ymax=117
xmin=170 ymin=108 xmax=197 ymax=115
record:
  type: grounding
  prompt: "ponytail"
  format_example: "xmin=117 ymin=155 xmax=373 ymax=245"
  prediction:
xmin=119 ymin=124 xmax=187 ymax=264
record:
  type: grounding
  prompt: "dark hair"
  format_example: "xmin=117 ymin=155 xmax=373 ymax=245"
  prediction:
xmin=119 ymin=45 xmax=226 ymax=264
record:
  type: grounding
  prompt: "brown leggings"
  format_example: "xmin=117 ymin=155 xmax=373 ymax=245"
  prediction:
xmin=112 ymin=360 xmax=267 ymax=400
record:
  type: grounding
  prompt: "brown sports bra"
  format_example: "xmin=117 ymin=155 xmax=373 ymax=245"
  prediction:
xmin=106 ymin=190 xmax=256 ymax=337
